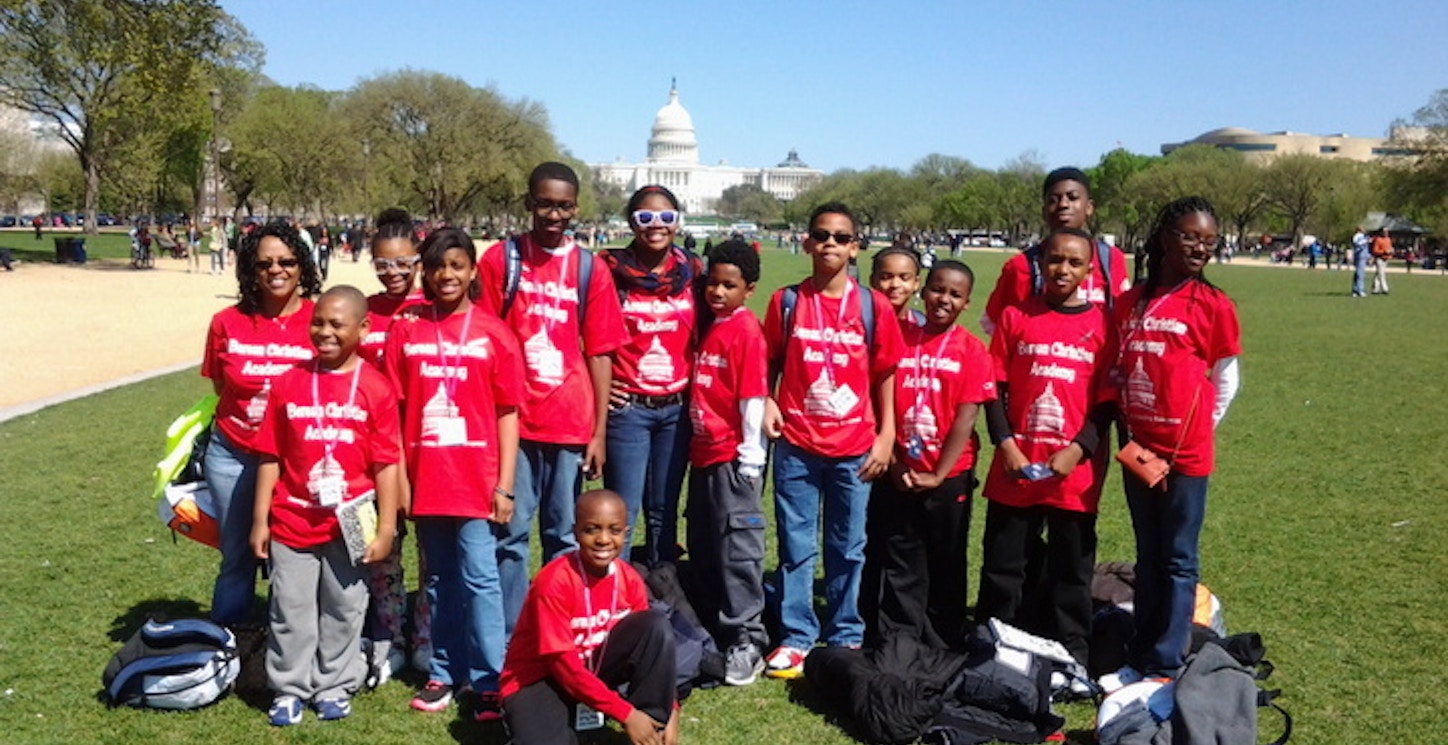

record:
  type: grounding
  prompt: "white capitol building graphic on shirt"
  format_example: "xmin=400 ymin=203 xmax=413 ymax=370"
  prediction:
xmin=804 ymin=372 xmax=838 ymax=417
xmin=1126 ymin=359 xmax=1156 ymax=411
xmin=637 ymin=337 xmax=675 ymax=384
xmin=1025 ymin=382 xmax=1066 ymax=436
xmin=420 ymin=387 xmax=461 ymax=439
xmin=523 ymin=329 xmax=564 ymax=385
xmin=904 ymin=403 xmax=939 ymax=443
xmin=246 ymin=380 xmax=271 ymax=423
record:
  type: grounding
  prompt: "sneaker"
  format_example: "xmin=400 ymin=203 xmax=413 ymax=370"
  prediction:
xmin=410 ymin=680 xmax=453 ymax=712
xmin=268 ymin=695 xmax=304 ymax=726
xmin=314 ymin=697 xmax=352 ymax=721
xmin=473 ymin=691 xmax=503 ymax=723
xmin=1098 ymin=665 xmax=1144 ymax=694
xmin=724 ymin=642 xmax=765 ymax=686
xmin=763 ymin=646 xmax=807 ymax=680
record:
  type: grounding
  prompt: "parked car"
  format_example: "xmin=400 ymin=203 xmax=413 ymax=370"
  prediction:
xmin=95 ymin=213 xmax=119 ymax=226
xmin=0 ymin=215 xmax=16 ymax=228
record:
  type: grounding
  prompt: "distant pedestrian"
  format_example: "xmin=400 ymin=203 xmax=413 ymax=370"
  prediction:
xmin=1370 ymin=228 xmax=1392 ymax=295
xmin=32 ymin=214 xmax=42 ymax=240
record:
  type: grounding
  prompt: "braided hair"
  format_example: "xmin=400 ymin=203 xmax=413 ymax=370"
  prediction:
xmin=235 ymin=220 xmax=322 ymax=315
xmin=1135 ymin=196 xmax=1218 ymax=311
xmin=372 ymin=207 xmax=415 ymax=246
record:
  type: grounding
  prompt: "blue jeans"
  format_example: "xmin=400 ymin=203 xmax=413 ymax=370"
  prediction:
xmin=498 ymin=440 xmax=582 ymax=635
xmin=1353 ymin=256 xmax=1368 ymax=295
xmin=416 ymin=517 xmax=505 ymax=691
xmin=772 ymin=439 xmax=871 ymax=649
xmin=604 ymin=400 xmax=690 ymax=566
xmin=203 ymin=429 xmax=261 ymax=626
xmin=1124 ymin=471 xmax=1208 ymax=676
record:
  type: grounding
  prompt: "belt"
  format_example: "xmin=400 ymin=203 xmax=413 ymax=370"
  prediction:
xmin=628 ymin=392 xmax=684 ymax=409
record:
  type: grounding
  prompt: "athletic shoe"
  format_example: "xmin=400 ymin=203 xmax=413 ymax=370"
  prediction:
xmin=410 ymin=680 xmax=453 ymax=712
xmin=473 ymin=691 xmax=504 ymax=723
xmin=725 ymin=642 xmax=765 ymax=686
xmin=314 ymin=697 xmax=352 ymax=721
xmin=1098 ymin=664 xmax=1144 ymax=694
xmin=268 ymin=695 xmax=304 ymax=726
xmin=763 ymin=646 xmax=807 ymax=680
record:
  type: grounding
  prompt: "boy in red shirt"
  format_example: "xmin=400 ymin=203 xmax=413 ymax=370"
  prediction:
xmin=478 ymin=162 xmax=628 ymax=635
xmin=500 ymin=490 xmax=679 ymax=745
xmin=762 ymin=202 xmax=906 ymax=678
xmin=685 ymin=240 xmax=770 ymax=684
xmin=864 ymin=259 xmax=995 ymax=651
xmin=980 ymin=167 xmax=1130 ymax=337
xmin=250 ymin=285 xmax=402 ymax=725
xmin=976 ymin=229 xmax=1116 ymax=669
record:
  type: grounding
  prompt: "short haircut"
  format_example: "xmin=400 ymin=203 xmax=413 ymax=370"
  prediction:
xmin=576 ymin=488 xmax=625 ymax=519
xmin=318 ymin=284 xmax=368 ymax=320
xmin=1042 ymin=166 xmax=1091 ymax=198
xmin=708 ymin=239 xmax=760 ymax=283
xmin=1042 ymin=227 xmax=1096 ymax=252
xmin=926 ymin=259 xmax=974 ymax=291
xmin=528 ymin=161 xmax=580 ymax=193
xmin=809 ymin=201 xmax=858 ymax=234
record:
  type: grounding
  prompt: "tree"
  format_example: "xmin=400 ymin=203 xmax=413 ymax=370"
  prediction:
xmin=1381 ymin=89 xmax=1448 ymax=234
xmin=338 ymin=70 xmax=557 ymax=223
xmin=1088 ymin=148 xmax=1157 ymax=248
xmin=228 ymin=85 xmax=349 ymax=218
xmin=0 ymin=0 xmax=234 ymax=233
xmin=1263 ymin=154 xmax=1332 ymax=248
xmin=716 ymin=183 xmax=782 ymax=225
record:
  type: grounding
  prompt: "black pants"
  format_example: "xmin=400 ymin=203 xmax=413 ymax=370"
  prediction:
xmin=975 ymin=500 xmax=1097 ymax=665
xmin=861 ymin=471 xmax=974 ymax=650
xmin=503 ymin=609 xmax=675 ymax=745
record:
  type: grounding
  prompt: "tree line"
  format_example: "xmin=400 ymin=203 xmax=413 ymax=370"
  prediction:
xmin=2 ymin=1 xmax=1445 ymax=244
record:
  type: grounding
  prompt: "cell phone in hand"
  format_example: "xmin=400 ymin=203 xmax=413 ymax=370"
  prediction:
xmin=1021 ymin=462 xmax=1054 ymax=481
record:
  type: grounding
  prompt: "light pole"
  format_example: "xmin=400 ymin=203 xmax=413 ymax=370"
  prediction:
xmin=362 ymin=138 xmax=371 ymax=217
xmin=209 ymin=88 xmax=222 ymax=220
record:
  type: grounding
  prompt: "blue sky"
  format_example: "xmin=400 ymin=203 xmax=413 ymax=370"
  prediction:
xmin=223 ymin=0 xmax=1447 ymax=173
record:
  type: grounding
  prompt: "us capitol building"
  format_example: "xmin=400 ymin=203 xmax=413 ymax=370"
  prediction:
xmin=591 ymin=84 xmax=824 ymax=216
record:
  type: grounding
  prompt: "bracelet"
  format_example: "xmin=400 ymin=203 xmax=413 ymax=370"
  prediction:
xmin=494 ymin=486 xmax=515 ymax=501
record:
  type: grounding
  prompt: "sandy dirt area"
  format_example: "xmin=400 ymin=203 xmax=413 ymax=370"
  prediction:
xmin=0 ymin=252 xmax=385 ymax=414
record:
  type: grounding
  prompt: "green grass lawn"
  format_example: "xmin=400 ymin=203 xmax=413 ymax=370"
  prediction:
xmin=0 ymin=228 xmax=142 ymax=263
xmin=1 ymin=248 xmax=1445 ymax=743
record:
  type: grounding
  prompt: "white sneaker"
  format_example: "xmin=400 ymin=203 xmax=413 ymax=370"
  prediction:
xmin=1098 ymin=665 xmax=1144 ymax=694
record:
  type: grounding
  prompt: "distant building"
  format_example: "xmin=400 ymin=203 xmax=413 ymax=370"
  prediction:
xmin=0 ymin=98 xmax=70 ymax=215
xmin=1161 ymin=126 xmax=1424 ymax=163
xmin=592 ymin=83 xmax=824 ymax=216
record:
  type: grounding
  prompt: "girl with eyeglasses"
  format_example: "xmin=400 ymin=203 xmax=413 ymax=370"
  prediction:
xmin=1101 ymin=196 xmax=1241 ymax=691
xmin=599 ymin=185 xmax=705 ymax=567
xmin=359 ymin=207 xmax=430 ymax=682
xmin=201 ymin=220 xmax=323 ymax=626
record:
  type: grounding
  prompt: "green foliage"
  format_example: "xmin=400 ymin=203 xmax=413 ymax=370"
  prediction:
xmin=1381 ymin=88 xmax=1448 ymax=235
xmin=717 ymin=183 xmax=784 ymax=225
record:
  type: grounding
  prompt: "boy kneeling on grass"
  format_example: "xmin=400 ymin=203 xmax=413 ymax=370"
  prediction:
xmin=250 ymin=285 xmax=402 ymax=725
xmin=499 ymin=489 xmax=679 ymax=745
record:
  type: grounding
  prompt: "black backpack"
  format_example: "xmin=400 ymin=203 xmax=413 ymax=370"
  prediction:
xmin=500 ymin=237 xmax=594 ymax=320
xmin=102 ymin=618 xmax=240 ymax=709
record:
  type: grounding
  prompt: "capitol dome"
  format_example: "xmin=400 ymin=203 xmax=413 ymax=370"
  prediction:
xmin=647 ymin=82 xmax=699 ymax=164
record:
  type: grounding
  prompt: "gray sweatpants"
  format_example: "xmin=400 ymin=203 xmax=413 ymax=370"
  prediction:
xmin=266 ymin=538 xmax=368 ymax=701
xmin=685 ymin=460 xmax=767 ymax=649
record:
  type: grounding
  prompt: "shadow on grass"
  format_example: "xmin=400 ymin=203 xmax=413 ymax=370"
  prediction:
xmin=784 ymin=676 xmax=873 ymax=743
xmin=106 ymin=598 xmax=275 ymax=711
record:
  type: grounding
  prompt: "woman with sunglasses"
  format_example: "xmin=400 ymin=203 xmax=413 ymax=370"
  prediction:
xmin=600 ymin=185 xmax=704 ymax=566
xmin=201 ymin=220 xmax=322 ymax=626
xmin=358 ymin=207 xmax=430 ymax=681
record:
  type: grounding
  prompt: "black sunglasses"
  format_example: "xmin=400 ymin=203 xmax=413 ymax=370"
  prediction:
xmin=808 ymin=228 xmax=856 ymax=245
xmin=253 ymin=257 xmax=300 ymax=271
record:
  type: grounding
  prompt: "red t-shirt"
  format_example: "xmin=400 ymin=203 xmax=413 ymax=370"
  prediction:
xmin=499 ymin=553 xmax=651 ymax=723
xmin=983 ymin=243 xmax=1130 ymax=333
xmin=478 ymin=237 xmax=627 ymax=444
xmin=612 ymin=254 xmax=698 ymax=396
xmin=252 ymin=363 xmax=402 ymax=548
xmin=382 ymin=305 xmax=523 ymax=519
xmin=201 ymin=302 xmax=317 ymax=453
xmin=689 ymin=307 xmax=769 ymax=468
xmin=893 ymin=323 xmax=995 ymax=477
xmin=764 ymin=281 xmax=906 ymax=458
xmin=361 ymin=291 xmax=426 ymax=368
xmin=982 ymin=298 xmax=1115 ymax=512
xmin=1113 ymin=281 xmax=1241 ymax=477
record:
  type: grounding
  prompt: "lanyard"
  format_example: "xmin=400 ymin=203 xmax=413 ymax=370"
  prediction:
xmin=528 ymin=235 xmax=575 ymax=335
xmin=574 ymin=553 xmax=619 ymax=672
xmin=310 ymin=360 xmax=362 ymax=464
xmin=809 ymin=281 xmax=854 ymax=383
xmin=912 ymin=325 xmax=957 ymax=414
xmin=1121 ymin=279 xmax=1188 ymax=351
xmin=432 ymin=303 xmax=474 ymax=404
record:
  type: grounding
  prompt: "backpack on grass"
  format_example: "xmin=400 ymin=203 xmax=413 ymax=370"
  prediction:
xmin=102 ymin=618 xmax=240 ymax=710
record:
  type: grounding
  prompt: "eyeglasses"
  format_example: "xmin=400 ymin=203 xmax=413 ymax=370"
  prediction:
xmin=1170 ymin=229 xmax=1220 ymax=248
xmin=808 ymin=228 xmax=856 ymax=245
xmin=529 ymin=198 xmax=577 ymax=215
xmin=373 ymin=255 xmax=420 ymax=273
xmin=253 ymin=257 xmax=300 ymax=271
xmin=632 ymin=209 xmax=680 ymax=227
